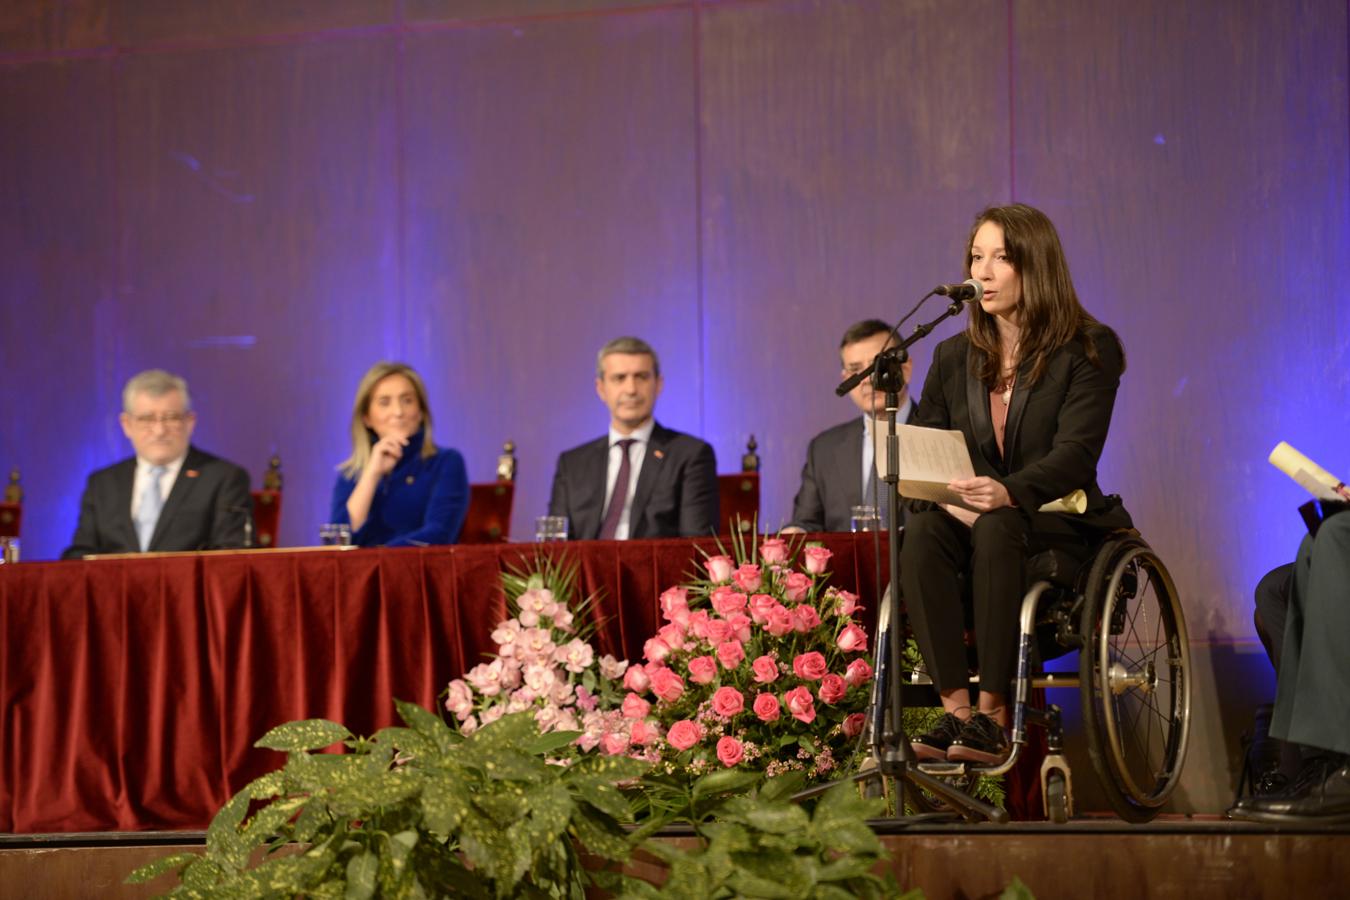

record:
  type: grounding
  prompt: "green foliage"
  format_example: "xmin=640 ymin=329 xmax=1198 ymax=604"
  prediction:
xmin=608 ymin=771 xmax=903 ymax=899
xmin=127 ymin=709 xmax=645 ymax=899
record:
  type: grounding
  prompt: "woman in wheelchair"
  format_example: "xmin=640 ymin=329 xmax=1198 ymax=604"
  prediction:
xmin=902 ymin=203 xmax=1132 ymax=766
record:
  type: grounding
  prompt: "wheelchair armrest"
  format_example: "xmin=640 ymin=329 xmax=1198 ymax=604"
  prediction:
xmin=1027 ymin=548 xmax=1083 ymax=588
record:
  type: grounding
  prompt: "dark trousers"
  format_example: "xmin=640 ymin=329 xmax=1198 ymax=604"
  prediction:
xmin=900 ymin=508 xmax=1029 ymax=698
xmin=1254 ymin=562 xmax=1294 ymax=672
xmin=900 ymin=507 xmax=1091 ymax=698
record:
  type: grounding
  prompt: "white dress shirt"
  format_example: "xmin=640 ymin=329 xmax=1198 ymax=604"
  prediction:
xmin=603 ymin=419 xmax=655 ymax=540
xmin=130 ymin=454 xmax=187 ymax=520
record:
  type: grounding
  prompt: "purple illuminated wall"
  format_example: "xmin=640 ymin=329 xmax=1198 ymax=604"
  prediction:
xmin=2 ymin=1 xmax=1348 ymax=810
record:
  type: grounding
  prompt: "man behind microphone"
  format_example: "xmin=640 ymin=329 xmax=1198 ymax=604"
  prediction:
xmin=783 ymin=319 xmax=915 ymax=533
xmin=62 ymin=369 xmax=253 ymax=558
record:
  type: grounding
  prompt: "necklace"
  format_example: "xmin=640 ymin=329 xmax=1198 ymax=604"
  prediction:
xmin=995 ymin=369 xmax=1016 ymax=406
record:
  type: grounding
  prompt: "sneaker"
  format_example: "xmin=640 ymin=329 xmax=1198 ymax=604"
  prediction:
xmin=911 ymin=712 xmax=966 ymax=761
xmin=946 ymin=712 xmax=1011 ymax=765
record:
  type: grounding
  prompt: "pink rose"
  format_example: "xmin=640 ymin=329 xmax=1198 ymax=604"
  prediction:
xmin=732 ymin=564 xmax=762 ymax=592
xmin=792 ymin=651 xmax=828 ymax=681
xmin=621 ymin=692 xmax=652 ymax=719
xmin=818 ymin=674 xmax=847 ymax=704
xmin=748 ymin=593 xmax=778 ymax=625
xmin=649 ymin=666 xmax=686 ymax=703
xmin=844 ymin=658 xmax=874 ymax=688
xmin=687 ymin=655 xmax=718 ymax=685
xmin=836 ymin=623 xmax=869 ymax=653
xmin=716 ymin=735 xmax=745 ymax=767
xmin=705 ymin=555 xmax=734 ymax=583
xmin=831 ymin=588 xmax=861 ymax=617
xmin=630 ymin=718 xmax=659 ymax=745
xmin=792 ymin=605 xmax=821 ymax=633
xmin=705 ymin=618 xmax=733 ymax=645
xmin=753 ymin=692 xmax=781 ymax=722
xmin=711 ymin=586 xmax=749 ymax=618
xmin=601 ymin=731 xmax=630 ymax=756
xmin=667 ymin=719 xmax=703 ymax=751
xmin=726 ymin=612 xmax=752 ymax=643
xmin=657 ymin=623 xmax=687 ymax=651
xmin=784 ymin=686 xmax=816 ymax=723
xmin=759 ymin=537 xmax=788 ymax=565
xmin=623 ymin=663 xmax=650 ymax=693
xmin=842 ymin=712 xmax=866 ymax=738
xmin=782 ymin=572 xmax=811 ymax=602
xmin=765 ymin=607 xmax=795 ymax=637
xmin=716 ymin=640 xmax=745 ymax=670
xmin=803 ymin=546 xmax=834 ymax=575
xmin=643 ymin=636 xmax=671 ymax=664
xmin=687 ymin=610 xmax=711 ymax=640
xmin=711 ymin=686 xmax=745 ymax=718
xmin=751 ymin=655 xmax=780 ymax=683
xmin=660 ymin=586 xmax=690 ymax=620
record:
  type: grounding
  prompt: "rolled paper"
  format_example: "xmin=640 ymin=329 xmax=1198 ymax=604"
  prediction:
xmin=1269 ymin=442 xmax=1345 ymax=501
xmin=1039 ymin=489 xmax=1087 ymax=515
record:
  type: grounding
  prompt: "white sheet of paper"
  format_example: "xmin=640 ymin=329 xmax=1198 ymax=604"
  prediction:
xmin=873 ymin=424 xmax=977 ymax=508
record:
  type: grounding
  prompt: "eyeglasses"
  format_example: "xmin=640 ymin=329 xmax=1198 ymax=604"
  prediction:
xmin=129 ymin=412 xmax=192 ymax=428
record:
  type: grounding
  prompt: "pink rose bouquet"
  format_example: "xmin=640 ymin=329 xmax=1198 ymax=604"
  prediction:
xmin=592 ymin=535 xmax=874 ymax=782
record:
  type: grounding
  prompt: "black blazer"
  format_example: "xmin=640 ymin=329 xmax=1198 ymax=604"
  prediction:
xmin=548 ymin=421 xmax=719 ymax=540
xmin=789 ymin=402 xmax=918 ymax=532
xmin=62 ymin=446 xmax=254 ymax=559
xmin=909 ymin=326 xmax=1132 ymax=530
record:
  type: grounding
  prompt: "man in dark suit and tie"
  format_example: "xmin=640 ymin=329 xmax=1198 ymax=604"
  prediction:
xmin=548 ymin=337 xmax=718 ymax=541
xmin=784 ymin=319 xmax=915 ymax=533
xmin=62 ymin=369 xmax=253 ymax=559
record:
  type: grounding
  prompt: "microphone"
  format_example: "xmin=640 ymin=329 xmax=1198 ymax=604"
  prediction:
xmin=933 ymin=279 xmax=985 ymax=303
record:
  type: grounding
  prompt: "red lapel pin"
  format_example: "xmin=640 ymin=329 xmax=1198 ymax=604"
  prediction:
xmin=185 ymin=469 xmax=200 ymax=478
xmin=653 ymin=450 xmax=665 ymax=460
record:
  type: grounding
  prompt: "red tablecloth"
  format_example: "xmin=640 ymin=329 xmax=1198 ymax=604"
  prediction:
xmin=0 ymin=535 xmax=890 ymax=832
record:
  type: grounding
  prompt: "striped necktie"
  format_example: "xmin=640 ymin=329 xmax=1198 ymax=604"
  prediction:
xmin=136 ymin=465 xmax=167 ymax=551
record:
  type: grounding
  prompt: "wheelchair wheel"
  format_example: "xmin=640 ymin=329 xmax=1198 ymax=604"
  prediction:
xmin=1079 ymin=535 xmax=1191 ymax=822
xmin=1045 ymin=770 xmax=1070 ymax=824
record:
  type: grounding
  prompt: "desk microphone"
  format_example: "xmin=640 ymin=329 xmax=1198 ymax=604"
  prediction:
xmin=933 ymin=279 xmax=984 ymax=302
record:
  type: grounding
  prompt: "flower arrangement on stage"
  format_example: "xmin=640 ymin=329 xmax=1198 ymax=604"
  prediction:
xmin=442 ymin=556 xmax=629 ymax=745
xmin=598 ymin=536 xmax=876 ymax=783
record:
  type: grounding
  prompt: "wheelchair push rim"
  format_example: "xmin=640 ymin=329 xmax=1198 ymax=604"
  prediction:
xmin=1080 ymin=536 xmax=1191 ymax=821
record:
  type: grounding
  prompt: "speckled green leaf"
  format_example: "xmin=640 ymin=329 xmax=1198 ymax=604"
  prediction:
xmin=330 ymin=768 xmax=422 ymax=815
xmin=205 ymin=790 xmax=251 ymax=869
xmin=472 ymin=788 xmax=528 ymax=826
xmin=469 ymin=711 xmax=538 ymax=753
xmin=395 ymin=699 xmax=460 ymax=753
xmin=568 ymin=806 xmax=632 ymax=862
xmin=731 ymin=802 xmax=810 ymax=835
xmin=374 ymin=726 xmax=438 ymax=759
xmin=659 ymin=857 xmax=712 ymax=898
xmin=819 ymin=819 xmax=881 ymax=856
xmin=727 ymin=851 xmax=811 ymax=896
xmin=240 ymin=796 xmax=308 ymax=848
xmin=345 ymin=850 xmax=378 ymax=900
xmin=242 ymin=770 xmax=285 ymax=801
xmin=125 ymin=851 xmax=201 ymax=883
xmin=571 ymin=780 xmax=630 ymax=822
xmin=420 ymin=776 xmax=470 ymax=837
xmin=527 ymin=728 xmax=582 ymax=756
xmin=691 ymin=767 xmax=762 ymax=802
xmin=180 ymin=855 xmax=226 ymax=890
xmin=815 ymin=856 xmax=877 ymax=882
xmin=255 ymin=718 xmax=351 ymax=751
xmin=814 ymin=884 xmax=865 ymax=900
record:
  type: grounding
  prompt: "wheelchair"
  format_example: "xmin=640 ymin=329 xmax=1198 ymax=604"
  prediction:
xmin=901 ymin=528 xmax=1192 ymax=823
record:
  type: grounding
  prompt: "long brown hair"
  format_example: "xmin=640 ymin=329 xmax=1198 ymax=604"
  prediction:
xmin=338 ymin=362 xmax=437 ymax=478
xmin=963 ymin=203 xmax=1123 ymax=386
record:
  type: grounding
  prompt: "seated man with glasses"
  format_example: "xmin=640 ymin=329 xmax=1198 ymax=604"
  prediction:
xmin=62 ymin=369 xmax=253 ymax=559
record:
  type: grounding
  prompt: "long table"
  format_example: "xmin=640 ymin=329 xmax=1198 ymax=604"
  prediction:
xmin=1 ymin=535 xmax=890 ymax=833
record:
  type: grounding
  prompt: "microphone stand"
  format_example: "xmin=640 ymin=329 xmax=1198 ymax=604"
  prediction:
xmin=796 ymin=297 xmax=1007 ymax=826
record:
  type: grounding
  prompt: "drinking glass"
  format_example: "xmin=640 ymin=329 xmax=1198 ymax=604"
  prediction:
xmin=0 ymin=536 xmax=17 ymax=564
xmin=319 ymin=523 xmax=353 ymax=546
xmin=535 ymin=515 xmax=569 ymax=542
xmin=850 ymin=505 xmax=881 ymax=533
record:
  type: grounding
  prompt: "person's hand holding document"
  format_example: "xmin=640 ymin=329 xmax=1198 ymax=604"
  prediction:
xmin=873 ymin=424 xmax=1089 ymax=519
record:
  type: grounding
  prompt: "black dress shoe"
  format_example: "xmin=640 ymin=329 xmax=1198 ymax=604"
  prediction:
xmin=1237 ymin=761 xmax=1350 ymax=824
xmin=1228 ymin=754 xmax=1338 ymax=818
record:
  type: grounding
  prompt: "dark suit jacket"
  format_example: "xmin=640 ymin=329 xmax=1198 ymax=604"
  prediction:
xmin=62 ymin=446 xmax=254 ymax=559
xmin=548 ymin=421 xmax=719 ymax=540
xmin=789 ymin=402 xmax=918 ymax=532
xmin=907 ymin=325 xmax=1132 ymax=532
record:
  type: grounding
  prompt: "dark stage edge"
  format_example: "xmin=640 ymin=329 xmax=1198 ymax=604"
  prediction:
xmin=3 ymin=819 xmax=1348 ymax=899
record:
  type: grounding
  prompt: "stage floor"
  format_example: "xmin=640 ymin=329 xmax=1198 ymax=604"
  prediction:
xmin=3 ymin=817 xmax=1347 ymax=899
